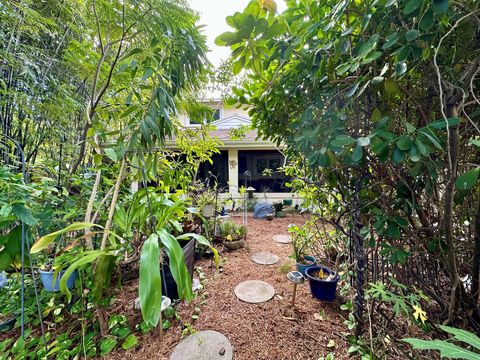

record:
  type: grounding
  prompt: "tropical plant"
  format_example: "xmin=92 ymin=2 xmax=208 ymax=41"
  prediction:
xmin=403 ymin=325 xmax=480 ymax=360
xmin=218 ymin=220 xmax=247 ymax=241
xmin=218 ymin=0 xmax=480 ymax=345
xmin=287 ymin=224 xmax=316 ymax=264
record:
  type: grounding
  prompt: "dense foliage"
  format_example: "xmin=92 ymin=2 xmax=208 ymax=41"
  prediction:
xmin=218 ymin=0 xmax=480 ymax=355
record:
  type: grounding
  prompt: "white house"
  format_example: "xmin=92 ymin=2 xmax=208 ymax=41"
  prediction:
xmin=173 ymin=100 xmax=297 ymax=203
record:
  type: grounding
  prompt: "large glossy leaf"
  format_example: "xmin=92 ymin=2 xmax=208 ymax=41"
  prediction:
xmin=92 ymin=254 xmax=116 ymax=302
xmin=455 ymin=168 xmax=480 ymax=191
xmin=158 ymin=229 xmax=193 ymax=301
xmin=139 ymin=233 xmax=162 ymax=327
xmin=30 ymin=222 xmax=102 ymax=254
xmin=439 ymin=325 xmax=480 ymax=351
xmin=403 ymin=339 xmax=480 ymax=360
xmin=59 ymin=250 xmax=109 ymax=302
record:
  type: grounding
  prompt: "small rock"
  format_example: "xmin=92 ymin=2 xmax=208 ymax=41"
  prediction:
xmin=134 ymin=297 xmax=141 ymax=310
xmin=219 ymin=347 xmax=226 ymax=356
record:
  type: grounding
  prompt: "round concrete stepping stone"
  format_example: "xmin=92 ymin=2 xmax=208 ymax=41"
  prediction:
xmin=170 ymin=330 xmax=233 ymax=360
xmin=273 ymin=234 xmax=291 ymax=244
xmin=234 ymin=280 xmax=275 ymax=303
xmin=251 ymin=252 xmax=279 ymax=265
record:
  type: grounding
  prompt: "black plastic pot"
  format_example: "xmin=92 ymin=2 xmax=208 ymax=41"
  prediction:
xmin=305 ymin=265 xmax=339 ymax=302
xmin=0 ymin=314 xmax=16 ymax=331
xmin=161 ymin=239 xmax=195 ymax=300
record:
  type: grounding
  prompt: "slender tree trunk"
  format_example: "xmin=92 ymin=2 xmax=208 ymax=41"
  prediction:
xmin=84 ymin=169 xmax=102 ymax=249
xmin=443 ymin=97 xmax=461 ymax=324
xmin=471 ymin=198 xmax=480 ymax=303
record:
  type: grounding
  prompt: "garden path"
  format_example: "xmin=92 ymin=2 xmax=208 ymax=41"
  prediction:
xmin=108 ymin=213 xmax=348 ymax=360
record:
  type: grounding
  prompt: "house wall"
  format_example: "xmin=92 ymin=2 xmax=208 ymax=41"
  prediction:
xmin=178 ymin=101 xmax=250 ymax=127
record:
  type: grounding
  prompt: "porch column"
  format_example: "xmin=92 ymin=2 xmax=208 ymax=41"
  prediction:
xmin=228 ymin=148 xmax=239 ymax=194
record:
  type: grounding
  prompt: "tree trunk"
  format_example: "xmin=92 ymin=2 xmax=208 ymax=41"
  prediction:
xmin=471 ymin=197 xmax=480 ymax=303
xmin=443 ymin=96 xmax=461 ymax=324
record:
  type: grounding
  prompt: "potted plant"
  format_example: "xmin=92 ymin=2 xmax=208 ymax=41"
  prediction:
xmin=36 ymin=247 xmax=78 ymax=292
xmin=273 ymin=202 xmax=285 ymax=218
xmin=305 ymin=265 xmax=339 ymax=301
xmin=196 ymin=189 xmax=216 ymax=218
xmin=288 ymin=224 xmax=317 ymax=276
xmin=0 ymin=278 xmax=17 ymax=331
xmin=219 ymin=220 xmax=247 ymax=250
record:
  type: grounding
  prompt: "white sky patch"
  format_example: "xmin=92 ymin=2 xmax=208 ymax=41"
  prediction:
xmin=188 ymin=0 xmax=287 ymax=66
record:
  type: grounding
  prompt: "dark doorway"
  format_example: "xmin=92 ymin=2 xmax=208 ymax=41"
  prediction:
xmin=238 ymin=150 xmax=289 ymax=192
xmin=197 ymin=151 xmax=228 ymax=189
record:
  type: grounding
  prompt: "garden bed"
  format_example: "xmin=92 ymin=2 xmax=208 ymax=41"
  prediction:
xmin=107 ymin=213 xmax=349 ymax=360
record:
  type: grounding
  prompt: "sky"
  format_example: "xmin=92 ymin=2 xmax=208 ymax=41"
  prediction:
xmin=188 ymin=0 xmax=286 ymax=67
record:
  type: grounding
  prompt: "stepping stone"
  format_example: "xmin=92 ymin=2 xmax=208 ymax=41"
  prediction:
xmin=234 ymin=280 xmax=275 ymax=303
xmin=273 ymin=234 xmax=291 ymax=244
xmin=170 ymin=330 xmax=233 ymax=360
xmin=251 ymin=252 xmax=279 ymax=265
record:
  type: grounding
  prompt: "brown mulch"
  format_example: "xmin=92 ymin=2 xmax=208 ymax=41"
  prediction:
xmin=107 ymin=213 xmax=349 ymax=360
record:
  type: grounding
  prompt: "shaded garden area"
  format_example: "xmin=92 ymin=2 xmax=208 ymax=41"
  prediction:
xmin=1 ymin=0 xmax=480 ymax=359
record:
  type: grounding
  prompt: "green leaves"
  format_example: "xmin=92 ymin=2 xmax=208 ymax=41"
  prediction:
xmin=331 ymin=135 xmax=355 ymax=147
xmin=455 ymin=168 xmax=480 ymax=191
xmin=30 ymin=222 xmax=102 ymax=254
xmin=405 ymin=29 xmax=420 ymax=41
xmin=403 ymin=325 xmax=480 ymax=360
xmin=159 ymin=229 xmax=193 ymax=301
xmin=139 ymin=233 xmax=162 ymax=327
xmin=357 ymin=34 xmax=380 ymax=58
xmin=397 ymin=136 xmax=412 ymax=151
xmin=403 ymin=0 xmax=423 ymax=14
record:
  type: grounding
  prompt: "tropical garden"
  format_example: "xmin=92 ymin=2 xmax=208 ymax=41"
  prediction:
xmin=0 ymin=0 xmax=479 ymax=359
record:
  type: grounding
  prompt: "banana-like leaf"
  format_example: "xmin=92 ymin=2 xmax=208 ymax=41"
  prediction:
xmin=30 ymin=222 xmax=102 ymax=254
xmin=59 ymin=250 xmax=110 ymax=302
xmin=92 ymin=254 xmax=116 ymax=302
xmin=139 ymin=233 xmax=162 ymax=327
xmin=177 ymin=233 xmax=219 ymax=269
xmin=158 ymin=228 xmax=193 ymax=301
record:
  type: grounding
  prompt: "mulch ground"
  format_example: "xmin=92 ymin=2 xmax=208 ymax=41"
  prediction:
xmin=107 ymin=213 xmax=349 ymax=360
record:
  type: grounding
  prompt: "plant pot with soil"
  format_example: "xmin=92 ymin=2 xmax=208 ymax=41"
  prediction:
xmin=39 ymin=268 xmax=78 ymax=292
xmin=288 ymin=224 xmax=317 ymax=276
xmin=305 ymin=265 xmax=339 ymax=301
xmin=219 ymin=220 xmax=247 ymax=251
xmin=296 ymin=255 xmax=317 ymax=276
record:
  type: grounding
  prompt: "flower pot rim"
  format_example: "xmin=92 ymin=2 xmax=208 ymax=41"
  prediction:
xmin=296 ymin=255 xmax=316 ymax=266
xmin=305 ymin=265 xmax=339 ymax=283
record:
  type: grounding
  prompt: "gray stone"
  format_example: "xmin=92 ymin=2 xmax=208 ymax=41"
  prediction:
xmin=170 ymin=330 xmax=233 ymax=360
xmin=251 ymin=252 xmax=280 ymax=265
xmin=234 ymin=280 xmax=275 ymax=303
xmin=272 ymin=234 xmax=291 ymax=244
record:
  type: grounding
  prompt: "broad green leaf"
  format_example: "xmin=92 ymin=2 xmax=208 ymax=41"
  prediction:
xmin=405 ymin=29 xmax=420 ymax=41
xmin=60 ymin=250 xmax=109 ymax=301
xmin=352 ymin=145 xmax=363 ymax=162
xmin=159 ymin=229 xmax=193 ymax=301
xmin=30 ymin=223 xmax=102 ymax=254
xmin=427 ymin=117 xmax=460 ymax=129
xmin=396 ymin=61 xmax=407 ymax=76
xmin=100 ymin=336 xmax=117 ymax=356
xmin=438 ymin=325 xmax=480 ymax=351
xmin=331 ymin=135 xmax=355 ymax=147
xmin=469 ymin=139 xmax=480 ymax=147
xmin=357 ymin=137 xmax=371 ymax=147
xmin=92 ymin=254 xmax=116 ymax=302
xmin=455 ymin=168 xmax=480 ymax=191
xmin=397 ymin=135 xmax=413 ymax=150
xmin=403 ymin=0 xmax=423 ymax=14
xmin=420 ymin=8 xmax=434 ymax=31
xmin=346 ymin=82 xmax=360 ymax=97
xmin=122 ymin=334 xmax=138 ymax=350
xmin=392 ymin=147 xmax=405 ymax=163
xmin=104 ymin=148 xmax=117 ymax=162
xmin=139 ymin=233 xmax=162 ymax=327
xmin=382 ymin=32 xmax=400 ymax=50
xmin=357 ymin=34 xmax=379 ymax=58
xmin=384 ymin=79 xmax=399 ymax=93
xmin=12 ymin=205 xmax=36 ymax=226
xmin=402 ymin=338 xmax=480 ymax=360
xmin=433 ymin=0 xmax=448 ymax=13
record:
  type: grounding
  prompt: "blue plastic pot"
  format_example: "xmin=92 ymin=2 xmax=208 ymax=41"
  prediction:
xmin=305 ymin=265 xmax=339 ymax=302
xmin=39 ymin=269 xmax=78 ymax=292
xmin=296 ymin=255 xmax=317 ymax=276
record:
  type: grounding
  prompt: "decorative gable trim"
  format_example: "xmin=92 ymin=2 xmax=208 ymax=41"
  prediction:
xmin=211 ymin=114 xmax=251 ymax=129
